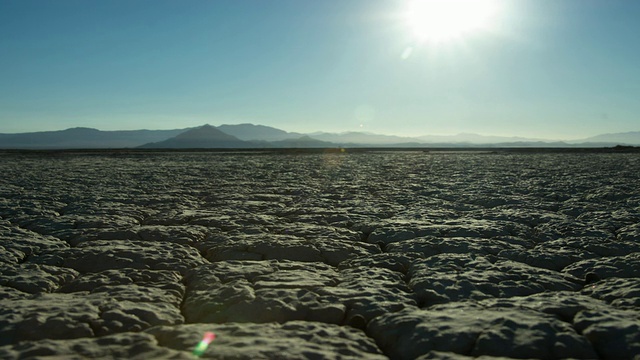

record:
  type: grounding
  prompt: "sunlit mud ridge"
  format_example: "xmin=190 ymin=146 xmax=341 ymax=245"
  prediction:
xmin=1 ymin=150 xmax=639 ymax=359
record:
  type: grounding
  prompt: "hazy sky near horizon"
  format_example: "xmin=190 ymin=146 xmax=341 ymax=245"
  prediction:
xmin=1 ymin=0 xmax=639 ymax=139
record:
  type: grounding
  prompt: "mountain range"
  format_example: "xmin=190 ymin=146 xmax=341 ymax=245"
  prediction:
xmin=1 ymin=124 xmax=639 ymax=149
xmin=0 ymin=127 xmax=186 ymax=149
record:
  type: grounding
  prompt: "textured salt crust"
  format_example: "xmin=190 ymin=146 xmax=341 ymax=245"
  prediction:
xmin=1 ymin=151 xmax=639 ymax=359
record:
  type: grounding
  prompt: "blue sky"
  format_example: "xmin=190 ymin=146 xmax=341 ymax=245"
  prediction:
xmin=1 ymin=0 xmax=638 ymax=139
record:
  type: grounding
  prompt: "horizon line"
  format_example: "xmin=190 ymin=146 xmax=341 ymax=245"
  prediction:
xmin=2 ymin=123 xmax=639 ymax=142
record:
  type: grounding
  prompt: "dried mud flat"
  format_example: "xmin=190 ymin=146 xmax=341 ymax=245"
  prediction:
xmin=1 ymin=150 xmax=639 ymax=359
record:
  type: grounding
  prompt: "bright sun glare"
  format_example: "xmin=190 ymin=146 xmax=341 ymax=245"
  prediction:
xmin=405 ymin=0 xmax=500 ymax=43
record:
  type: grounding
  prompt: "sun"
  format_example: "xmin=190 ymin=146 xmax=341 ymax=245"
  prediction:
xmin=405 ymin=0 xmax=500 ymax=43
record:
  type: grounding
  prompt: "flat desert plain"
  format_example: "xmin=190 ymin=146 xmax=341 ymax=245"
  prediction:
xmin=1 ymin=150 xmax=639 ymax=359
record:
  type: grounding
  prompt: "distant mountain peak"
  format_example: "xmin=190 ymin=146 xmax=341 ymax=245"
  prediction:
xmin=174 ymin=124 xmax=239 ymax=141
xmin=577 ymin=131 xmax=640 ymax=145
xmin=138 ymin=124 xmax=253 ymax=148
xmin=64 ymin=127 xmax=101 ymax=133
xmin=217 ymin=123 xmax=302 ymax=141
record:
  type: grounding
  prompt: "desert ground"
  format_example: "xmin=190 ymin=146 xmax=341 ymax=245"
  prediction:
xmin=1 ymin=150 xmax=639 ymax=359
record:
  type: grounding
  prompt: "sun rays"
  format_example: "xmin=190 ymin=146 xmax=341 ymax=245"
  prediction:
xmin=404 ymin=0 xmax=501 ymax=43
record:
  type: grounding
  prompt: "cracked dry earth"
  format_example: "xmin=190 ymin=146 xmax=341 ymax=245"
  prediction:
xmin=1 ymin=150 xmax=639 ymax=360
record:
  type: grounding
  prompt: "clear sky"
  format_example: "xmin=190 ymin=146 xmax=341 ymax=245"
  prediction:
xmin=1 ymin=0 xmax=639 ymax=139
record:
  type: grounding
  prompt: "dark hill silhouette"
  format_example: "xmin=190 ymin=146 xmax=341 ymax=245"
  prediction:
xmin=138 ymin=124 xmax=255 ymax=148
xmin=218 ymin=123 xmax=302 ymax=141
xmin=269 ymin=135 xmax=335 ymax=148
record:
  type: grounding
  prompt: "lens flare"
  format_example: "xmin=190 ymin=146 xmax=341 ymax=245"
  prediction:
xmin=193 ymin=331 xmax=216 ymax=357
